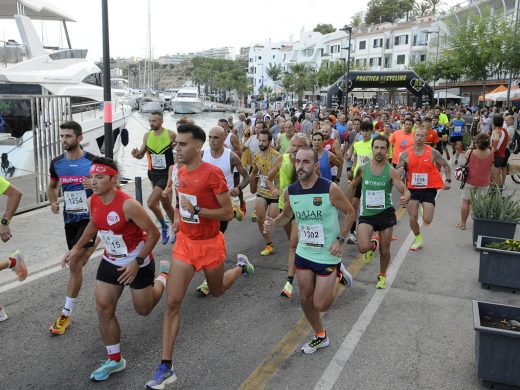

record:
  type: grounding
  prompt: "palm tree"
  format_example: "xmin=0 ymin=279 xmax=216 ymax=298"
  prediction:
xmin=414 ymin=1 xmax=432 ymax=16
xmin=288 ymin=63 xmax=315 ymax=107
xmin=265 ymin=63 xmax=283 ymax=96
xmin=426 ymin=0 xmax=445 ymax=13
xmin=350 ymin=15 xmax=363 ymax=29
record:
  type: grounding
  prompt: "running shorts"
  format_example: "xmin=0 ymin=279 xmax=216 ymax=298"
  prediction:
xmin=147 ymin=171 xmax=168 ymax=190
xmin=410 ymin=188 xmax=437 ymax=206
xmin=450 ymin=135 xmax=463 ymax=143
xmin=64 ymin=219 xmax=96 ymax=250
xmin=173 ymin=231 xmax=226 ymax=272
xmin=257 ymin=195 xmax=278 ymax=206
xmin=358 ymin=207 xmax=397 ymax=232
xmin=294 ymin=254 xmax=340 ymax=276
xmin=96 ymin=258 xmax=155 ymax=290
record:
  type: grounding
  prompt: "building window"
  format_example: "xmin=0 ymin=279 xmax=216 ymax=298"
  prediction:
xmin=384 ymin=57 xmax=391 ymax=68
xmin=304 ymin=48 xmax=314 ymax=57
xmin=385 ymin=38 xmax=391 ymax=49
xmin=249 ymin=58 xmax=253 ymax=62
xmin=396 ymin=54 xmax=406 ymax=65
xmin=331 ymin=44 xmax=340 ymax=53
xmin=372 ymin=38 xmax=383 ymax=48
xmin=359 ymin=40 xmax=366 ymax=50
xmin=420 ymin=54 xmax=427 ymax=62
xmin=394 ymin=35 xmax=409 ymax=46
xmin=369 ymin=57 xmax=382 ymax=66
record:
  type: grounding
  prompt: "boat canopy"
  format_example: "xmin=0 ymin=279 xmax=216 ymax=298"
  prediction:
xmin=0 ymin=0 xmax=75 ymax=21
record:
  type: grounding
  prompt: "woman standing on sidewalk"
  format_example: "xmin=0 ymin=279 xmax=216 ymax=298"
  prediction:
xmin=457 ymin=133 xmax=494 ymax=230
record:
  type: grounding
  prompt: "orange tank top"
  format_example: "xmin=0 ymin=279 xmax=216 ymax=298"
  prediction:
xmin=406 ymin=145 xmax=444 ymax=190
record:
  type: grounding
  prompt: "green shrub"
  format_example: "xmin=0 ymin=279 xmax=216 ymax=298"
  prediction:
xmin=470 ymin=184 xmax=520 ymax=222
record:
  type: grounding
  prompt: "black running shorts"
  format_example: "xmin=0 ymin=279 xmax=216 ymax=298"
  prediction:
xmin=358 ymin=207 xmax=397 ymax=232
xmin=64 ymin=219 xmax=96 ymax=250
xmin=96 ymin=259 xmax=155 ymax=290
xmin=147 ymin=171 xmax=168 ymax=190
xmin=409 ymin=188 xmax=437 ymax=206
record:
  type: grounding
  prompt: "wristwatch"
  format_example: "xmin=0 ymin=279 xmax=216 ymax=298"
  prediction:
xmin=446 ymin=179 xmax=452 ymax=183
xmin=135 ymin=256 xmax=145 ymax=266
xmin=336 ymin=236 xmax=346 ymax=244
xmin=1 ymin=218 xmax=10 ymax=226
xmin=193 ymin=205 xmax=201 ymax=215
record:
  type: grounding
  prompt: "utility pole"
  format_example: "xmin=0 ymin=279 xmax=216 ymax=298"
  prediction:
xmin=101 ymin=0 xmax=113 ymax=159
xmin=340 ymin=26 xmax=353 ymax=115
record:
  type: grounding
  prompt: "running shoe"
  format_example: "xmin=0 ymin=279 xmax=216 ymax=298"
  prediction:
xmin=232 ymin=203 xmax=244 ymax=222
xmin=376 ymin=275 xmax=387 ymax=289
xmin=251 ymin=211 xmax=257 ymax=222
xmin=301 ymin=335 xmax=330 ymax=354
xmin=10 ymin=251 xmax=27 ymax=281
xmin=237 ymin=254 xmax=254 ymax=277
xmin=49 ymin=313 xmax=71 ymax=335
xmin=363 ymin=240 xmax=378 ymax=265
xmin=410 ymin=235 xmax=424 ymax=251
xmin=196 ymin=280 xmax=210 ymax=297
xmin=240 ymin=200 xmax=247 ymax=216
xmin=260 ymin=245 xmax=275 ymax=256
xmin=0 ymin=307 xmax=8 ymax=322
xmin=280 ymin=281 xmax=293 ymax=298
xmin=346 ymin=232 xmax=357 ymax=245
xmin=90 ymin=358 xmax=126 ymax=382
xmin=146 ymin=363 xmax=177 ymax=389
xmin=161 ymin=226 xmax=170 ymax=245
xmin=339 ymin=264 xmax=353 ymax=288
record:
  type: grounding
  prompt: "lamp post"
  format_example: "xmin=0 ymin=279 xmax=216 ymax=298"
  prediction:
xmin=340 ymin=26 xmax=353 ymax=115
xmin=425 ymin=30 xmax=440 ymax=105
xmin=506 ymin=0 xmax=520 ymax=106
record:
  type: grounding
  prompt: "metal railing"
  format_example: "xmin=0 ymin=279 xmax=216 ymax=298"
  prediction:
xmin=0 ymin=95 xmax=70 ymax=213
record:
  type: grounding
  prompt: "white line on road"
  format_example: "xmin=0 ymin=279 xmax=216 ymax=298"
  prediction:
xmin=313 ymin=221 xmax=421 ymax=390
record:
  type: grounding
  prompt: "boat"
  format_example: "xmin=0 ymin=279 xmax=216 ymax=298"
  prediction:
xmin=0 ymin=0 xmax=131 ymax=179
xmin=171 ymin=87 xmax=204 ymax=114
xmin=139 ymin=93 xmax=163 ymax=113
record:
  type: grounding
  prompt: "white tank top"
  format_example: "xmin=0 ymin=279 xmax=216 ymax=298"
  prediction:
xmin=202 ymin=148 xmax=234 ymax=190
xmin=224 ymin=132 xmax=233 ymax=150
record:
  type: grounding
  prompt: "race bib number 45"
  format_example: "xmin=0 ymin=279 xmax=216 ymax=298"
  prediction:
xmin=64 ymin=190 xmax=88 ymax=214
xmin=298 ymin=224 xmax=325 ymax=247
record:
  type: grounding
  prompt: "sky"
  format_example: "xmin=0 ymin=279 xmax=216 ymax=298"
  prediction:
xmin=1 ymin=0 xmax=463 ymax=61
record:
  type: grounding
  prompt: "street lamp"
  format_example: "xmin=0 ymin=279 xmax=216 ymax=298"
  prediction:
xmin=425 ymin=30 xmax=440 ymax=105
xmin=340 ymin=25 xmax=353 ymax=116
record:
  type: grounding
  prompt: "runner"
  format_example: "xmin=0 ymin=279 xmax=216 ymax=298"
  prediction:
xmin=448 ymin=110 xmax=465 ymax=165
xmin=347 ymin=135 xmax=410 ymax=289
xmin=423 ymin=117 xmax=439 ymax=148
xmin=432 ymin=115 xmax=449 ymax=160
xmin=311 ymin=132 xmax=342 ymax=181
xmin=249 ymin=129 xmax=280 ymax=256
xmin=265 ymin=133 xmax=310 ymax=298
xmin=490 ymin=115 xmax=509 ymax=188
xmin=145 ymin=123 xmax=254 ymax=389
xmin=131 ymin=111 xmax=177 ymax=244
xmin=48 ymin=121 xmax=99 ymax=335
xmin=62 ymin=156 xmax=168 ymax=382
xmin=264 ymin=147 xmax=355 ymax=354
xmin=321 ymin=125 xmax=343 ymax=183
xmin=397 ymin=128 xmax=452 ymax=251
xmin=276 ymin=120 xmax=295 ymax=154
xmin=0 ymin=176 xmax=24 ymax=322
xmin=389 ymin=117 xmax=415 ymax=168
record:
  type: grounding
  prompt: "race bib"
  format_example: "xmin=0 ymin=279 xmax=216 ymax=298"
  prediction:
xmin=454 ymin=125 xmax=462 ymax=133
xmin=64 ymin=190 xmax=88 ymax=214
xmin=151 ymin=154 xmax=167 ymax=169
xmin=179 ymin=192 xmax=199 ymax=224
xmin=411 ymin=173 xmax=428 ymax=187
xmin=298 ymin=224 xmax=325 ymax=247
xmin=359 ymin=155 xmax=371 ymax=165
xmin=259 ymin=175 xmax=269 ymax=190
xmin=98 ymin=230 xmax=128 ymax=258
xmin=366 ymin=190 xmax=385 ymax=209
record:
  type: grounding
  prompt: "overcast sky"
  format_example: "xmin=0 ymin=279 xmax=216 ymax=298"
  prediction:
xmin=2 ymin=0 xmax=463 ymax=60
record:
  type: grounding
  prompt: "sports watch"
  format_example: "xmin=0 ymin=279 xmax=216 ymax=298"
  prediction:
xmin=193 ymin=205 xmax=201 ymax=215
xmin=1 ymin=218 xmax=10 ymax=226
xmin=336 ymin=236 xmax=346 ymax=244
xmin=135 ymin=256 xmax=145 ymax=265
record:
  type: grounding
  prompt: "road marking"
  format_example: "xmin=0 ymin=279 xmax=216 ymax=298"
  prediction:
xmin=313 ymin=222 xmax=418 ymax=390
xmin=0 ymin=248 xmax=104 ymax=293
xmin=239 ymin=207 xmax=407 ymax=390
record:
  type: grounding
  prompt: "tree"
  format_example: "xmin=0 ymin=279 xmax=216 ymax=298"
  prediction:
xmin=287 ymin=63 xmax=315 ymax=106
xmin=426 ymin=0 xmax=445 ymax=13
xmin=313 ymin=23 xmax=336 ymax=34
xmin=350 ymin=15 xmax=363 ymax=29
xmin=413 ymin=1 xmax=431 ymax=16
xmin=364 ymin=0 xmax=417 ymax=25
xmin=265 ymin=63 xmax=283 ymax=96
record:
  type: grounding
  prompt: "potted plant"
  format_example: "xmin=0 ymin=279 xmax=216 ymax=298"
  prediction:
xmin=470 ymin=184 xmax=520 ymax=247
xmin=472 ymin=300 xmax=520 ymax=387
xmin=475 ymin=236 xmax=520 ymax=289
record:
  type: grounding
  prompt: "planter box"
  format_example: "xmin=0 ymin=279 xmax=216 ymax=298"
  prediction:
xmin=472 ymin=217 xmax=516 ymax=247
xmin=476 ymin=236 xmax=520 ymax=290
xmin=472 ymin=300 xmax=520 ymax=387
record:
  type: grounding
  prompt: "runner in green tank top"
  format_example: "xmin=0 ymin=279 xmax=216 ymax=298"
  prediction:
xmin=264 ymin=147 xmax=356 ymax=354
xmin=347 ymin=134 xmax=410 ymax=289
xmin=131 ymin=111 xmax=177 ymax=245
xmin=266 ymin=133 xmax=310 ymax=299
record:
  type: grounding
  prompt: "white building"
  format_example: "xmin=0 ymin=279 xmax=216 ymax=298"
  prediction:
xmin=158 ymin=47 xmax=237 ymax=66
xmin=247 ymin=40 xmax=291 ymax=96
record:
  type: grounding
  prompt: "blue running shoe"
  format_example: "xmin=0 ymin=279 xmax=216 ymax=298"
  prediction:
xmin=146 ymin=363 xmax=177 ymax=389
xmin=161 ymin=226 xmax=170 ymax=245
xmin=90 ymin=358 xmax=126 ymax=382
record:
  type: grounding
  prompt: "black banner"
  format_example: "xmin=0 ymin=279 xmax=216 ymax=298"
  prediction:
xmin=327 ymin=71 xmax=433 ymax=107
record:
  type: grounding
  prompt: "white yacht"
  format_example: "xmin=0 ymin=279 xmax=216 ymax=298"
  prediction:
xmin=139 ymin=94 xmax=164 ymax=113
xmin=171 ymin=87 xmax=204 ymax=114
xmin=0 ymin=0 xmax=130 ymax=178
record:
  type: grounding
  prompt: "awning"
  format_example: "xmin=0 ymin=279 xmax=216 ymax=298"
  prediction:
xmin=434 ymin=91 xmax=462 ymax=100
xmin=485 ymin=89 xmax=520 ymax=102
